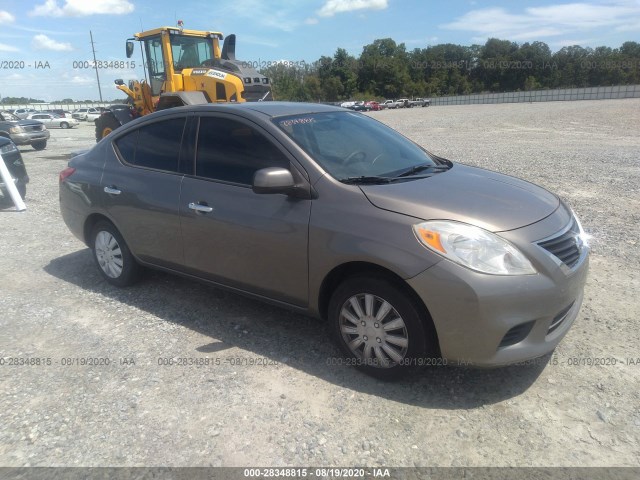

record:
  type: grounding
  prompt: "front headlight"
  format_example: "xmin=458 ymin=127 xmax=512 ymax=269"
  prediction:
xmin=413 ymin=221 xmax=537 ymax=275
xmin=9 ymin=126 xmax=25 ymax=134
xmin=0 ymin=142 xmax=18 ymax=154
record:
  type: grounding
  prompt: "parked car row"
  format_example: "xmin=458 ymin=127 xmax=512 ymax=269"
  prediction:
xmin=382 ymin=98 xmax=431 ymax=109
xmin=340 ymin=99 xmax=431 ymax=111
xmin=6 ymin=108 xmax=75 ymax=119
xmin=3 ymin=107 xmax=113 ymax=122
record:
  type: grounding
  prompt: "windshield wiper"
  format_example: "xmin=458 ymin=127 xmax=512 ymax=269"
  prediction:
xmin=394 ymin=163 xmax=450 ymax=178
xmin=340 ymin=176 xmax=397 ymax=184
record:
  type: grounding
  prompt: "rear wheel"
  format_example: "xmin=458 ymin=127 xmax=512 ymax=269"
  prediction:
xmin=95 ymin=112 xmax=121 ymax=142
xmin=329 ymin=276 xmax=435 ymax=380
xmin=91 ymin=220 xmax=140 ymax=287
xmin=32 ymin=141 xmax=46 ymax=150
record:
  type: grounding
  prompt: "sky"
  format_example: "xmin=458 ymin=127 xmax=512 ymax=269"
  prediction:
xmin=0 ymin=0 xmax=638 ymax=101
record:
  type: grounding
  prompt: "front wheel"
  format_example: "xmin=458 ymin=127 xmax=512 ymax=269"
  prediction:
xmin=32 ymin=141 xmax=46 ymax=151
xmin=60 ymin=122 xmax=69 ymax=129
xmin=91 ymin=221 xmax=140 ymax=287
xmin=329 ymin=276 xmax=434 ymax=379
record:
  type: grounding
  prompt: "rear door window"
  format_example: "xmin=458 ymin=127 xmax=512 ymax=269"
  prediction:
xmin=114 ymin=117 xmax=186 ymax=173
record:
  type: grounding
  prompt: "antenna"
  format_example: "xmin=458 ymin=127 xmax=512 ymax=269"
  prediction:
xmin=90 ymin=30 xmax=103 ymax=102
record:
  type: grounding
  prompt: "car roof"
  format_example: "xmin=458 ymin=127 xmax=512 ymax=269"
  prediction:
xmin=109 ymin=102 xmax=348 ymax=136
xmin=188 ymin=101 xmax=343 ymax=118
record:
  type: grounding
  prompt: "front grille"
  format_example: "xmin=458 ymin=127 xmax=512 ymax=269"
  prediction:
xmin=499 ymin=320 xmax=535 ymax=348
xmin=24 ymin=125 xmax=44 ymax=132
xmin=538 ymin=218 xmax=581 ymax=268
xmin=547 ymin=302 xmax=575 ymax=335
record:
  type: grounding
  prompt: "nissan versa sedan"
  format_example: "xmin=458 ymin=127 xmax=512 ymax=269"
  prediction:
xmin=59 ymin=103 xmax=589 ymax=379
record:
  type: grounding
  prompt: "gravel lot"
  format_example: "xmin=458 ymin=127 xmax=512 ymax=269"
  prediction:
xmin=1 ymin=100 xmax=639 ymax=468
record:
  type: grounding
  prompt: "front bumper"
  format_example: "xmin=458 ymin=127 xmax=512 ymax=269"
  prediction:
xmin=11 ymin=130 xmax=50 ymax=146
xmin=407 ymin=210 xmax=589 ymax=366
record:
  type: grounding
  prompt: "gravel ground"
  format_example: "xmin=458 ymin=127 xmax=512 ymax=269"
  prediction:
xmin=1 ymin=100 xmax=639 ymax=467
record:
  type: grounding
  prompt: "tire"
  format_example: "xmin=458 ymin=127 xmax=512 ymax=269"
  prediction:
xmin=90 ymin=220 xmax=140 ymax=287
xmin=32 ymin=141 xmax=46 ymax=151
xmin=95 ymin=112 xmax=122 ymax=142
xmin=60 ymin=122 xmax=69 ymax=129
xmin=328 ymin=275 xmax=435 ymax=380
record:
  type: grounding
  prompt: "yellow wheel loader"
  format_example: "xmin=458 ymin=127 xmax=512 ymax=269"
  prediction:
xmin=95 ymin=25 xmax=272 ymax=141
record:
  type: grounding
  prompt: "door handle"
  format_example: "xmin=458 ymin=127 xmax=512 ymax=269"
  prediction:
xmin=188 ymin=202 xmax=213 ymax=214
xmin=104 ymin=186 xmax=121 ymax=195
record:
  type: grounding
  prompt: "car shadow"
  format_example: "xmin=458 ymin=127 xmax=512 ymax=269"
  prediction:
xmin=44 ymin=249 xmax=548 ymax=409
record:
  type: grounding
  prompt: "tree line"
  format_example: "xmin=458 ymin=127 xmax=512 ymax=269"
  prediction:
xmin=260 ymin=38 xmax=640 ymax=102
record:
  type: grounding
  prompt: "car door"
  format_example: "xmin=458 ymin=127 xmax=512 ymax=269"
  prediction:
xmin=33 ymin=114 xmax=52 ymax=127
xmin=101 ymin=114 xmax=189 ymax=270
xmin=179 ymin=114 xmax=311 ymax=307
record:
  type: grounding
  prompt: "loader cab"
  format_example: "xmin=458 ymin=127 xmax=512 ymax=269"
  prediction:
xmin=132 ymin=27 xmax=224 ymax=96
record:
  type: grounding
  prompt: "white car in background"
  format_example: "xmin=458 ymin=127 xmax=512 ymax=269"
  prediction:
xmin=86 ymin=109 xmax=102 ymax=122
xmin=340 ymin=101 xmax=357 ymax=108
xmin=27 ymin=113 xmax=79 ymax=129
xmin=382 ymin=99 xmax=400 ymax=109
xmin=72 ymin=107 xmax=101 ymax=121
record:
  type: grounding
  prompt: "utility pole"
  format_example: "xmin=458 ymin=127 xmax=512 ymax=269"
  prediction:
xmin=90 ymin=30 xmax=103 ymax=102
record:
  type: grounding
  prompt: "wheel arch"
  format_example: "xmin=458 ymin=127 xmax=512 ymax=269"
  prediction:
xmin=83 ymin=213 xmax=115 ymax=246
xmin=318 ymin=261 xmax=441 ymax=355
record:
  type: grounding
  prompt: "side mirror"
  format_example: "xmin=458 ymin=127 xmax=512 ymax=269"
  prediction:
xmin=126 ymin=40 xmax=135 ymax=58
xmin=252 ymin=167 xmax=295 ymax=195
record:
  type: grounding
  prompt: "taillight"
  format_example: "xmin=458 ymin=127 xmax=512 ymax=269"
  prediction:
xmin=59 ymin=167 xmax=76 ymax=183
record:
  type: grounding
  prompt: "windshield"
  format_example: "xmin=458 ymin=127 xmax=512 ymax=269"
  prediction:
xmin=274 ymin=111 xmax=440 ymax=180
xmin=170 ymin=34 xmax=214 ymax=71
xmin=0 ymin=111 xmax=20 ymax=121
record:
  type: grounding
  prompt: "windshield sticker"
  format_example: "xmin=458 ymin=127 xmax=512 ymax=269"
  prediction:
xmin=279 ymin=117 xmax=316 ymax=128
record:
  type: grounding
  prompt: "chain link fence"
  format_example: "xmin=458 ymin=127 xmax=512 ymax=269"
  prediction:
xmin=0 ymin=102 xmax=118 ymax=112
xmin=431 ymin=84 xmax=640 ymax=106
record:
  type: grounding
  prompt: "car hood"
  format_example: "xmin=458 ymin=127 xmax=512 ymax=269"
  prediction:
xmin=360 ymin=164 xmax=559 ymax=232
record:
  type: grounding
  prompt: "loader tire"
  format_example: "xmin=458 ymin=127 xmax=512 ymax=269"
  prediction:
xmin=95 ymin=112 xmax=122 ymax=142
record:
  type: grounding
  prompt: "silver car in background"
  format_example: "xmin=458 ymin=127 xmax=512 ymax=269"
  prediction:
xmin=59 ymin=103 xmax=589 ymax=379
xmin=27 ymin=113 xmax=79 ymax=129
